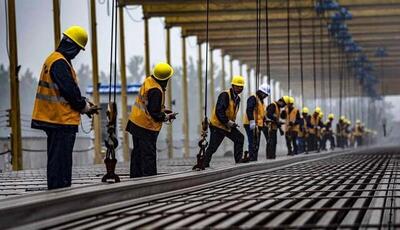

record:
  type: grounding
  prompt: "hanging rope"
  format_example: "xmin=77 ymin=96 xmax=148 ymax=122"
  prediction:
xmin=298 ymin=7 xmax=304 ymax=108
xmin=339 ymin=46 xmax=343 ymax=116
xmin=312 ymin=0 xmax=317 ymax=107
xmin=193 ymin=0 xmax=210 ymax=171
xmin=287 ymin=0 xmax=291 ymax=95
xmin=102 ymin=0 xmax=120 ymax=183
xmin=265 ymin=0 xmax=271 ymax=103
xmin=328 ymin=28 xmax=332 ymax=112
xmin=319 ymin=6 xmax=325 ymax=110
xmin=256 ymin=0 xmax=261 ymax=90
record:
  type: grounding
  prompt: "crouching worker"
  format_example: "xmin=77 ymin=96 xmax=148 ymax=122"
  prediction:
xmin=243 ymin=83 xmax=270 ymax=161
xmin=32 ymin=26 xmax=100 ymax=190
xmin=204 ymin=76 xmax=245 ymax=167
xmin=126 ymin=63 xmax=176 ymax=178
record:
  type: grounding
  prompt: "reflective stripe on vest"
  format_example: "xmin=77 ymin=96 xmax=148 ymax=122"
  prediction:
xmin=243 ymin=94 xmax=265 ymax=126
xmin=210 ymin=89 xmax=239 ymax=132
xmin=129 ymin=76 xmax=165 ymax=132
xmin=31 ymin=51 xmax=80 ymax=125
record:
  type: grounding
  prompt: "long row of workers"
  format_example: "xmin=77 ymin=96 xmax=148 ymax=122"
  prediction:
xmin=31 ymin=26 xmax=373 ymax=190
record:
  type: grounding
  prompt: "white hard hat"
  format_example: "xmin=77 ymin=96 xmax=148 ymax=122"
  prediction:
xmin=258 ymin=83 xmax=270 ymax=95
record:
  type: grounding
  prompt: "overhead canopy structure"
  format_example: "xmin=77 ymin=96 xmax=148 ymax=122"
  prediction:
xmin=120 ymin=0 xmax=400 ymax=97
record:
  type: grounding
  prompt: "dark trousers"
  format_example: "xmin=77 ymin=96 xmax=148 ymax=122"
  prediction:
xmin=130 ymin=128 xmax=159 ymax=178
xmin=322 ymin=133 xmax=335 ymax=150
xmin=307 ymin=133 xmax=318 ymax=151
xmin=297 ymin=136 xmax=308 ymax=154
xmin=204 ymin=125 xmax=244 ymax=166
xmin=267 ymin=129 xmax=277 ymax=159
xmin=285 ymin=131 xmax=298 ymax=155
xmin=45 ymin=129 xmax=76 ymax=190
xmin=244 ymin=125 xmax=268 ymax=161
xmin=355 ymin=136 xmax=363 ymax=147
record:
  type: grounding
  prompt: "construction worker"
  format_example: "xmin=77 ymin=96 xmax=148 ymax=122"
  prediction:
xmin=203 ymin=76 xmax=245 ymax=167
xmin=353 ymin=119 xmax=364 ymax=147
xmin=336 ymin=116 xmax=346 ymax=148
xmin=317 ymin=112 xmax=325 ymax=151
xmin=127 ymin=62 xmax=176 ymax=178
xmin=266 ymin=96 xmax=289 ymax=159
xmin=243 ymin=83 xmax=270 ymax=161
xmin=31 ymin=26 xmax=99 ymax=190
xmin=345 ymin=119 xmax=352 ymax=148
xmin=281 ymin=97 xmax=300 ymax=155
xmin=322 ymin=113 xmax=335 ymax=151
xmin=298 ymin=107 xmax=310 ymax=154
xmin=307 ymin=107 xmax=323 ymax=152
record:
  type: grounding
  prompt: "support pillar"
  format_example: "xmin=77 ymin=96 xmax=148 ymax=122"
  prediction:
xmin=181 ymin=35 xmax=190 ymax=158
xmin=143 ymin=16 xmax=150 ymax=76
xmin=119 ymin=6 xmax=129 ymax=161
xmin=90 ymin=0 xmax=103 ymax=164
xmin=8 ymin=0 xmax=22 ymax=170
xmin=229 ymin=57 xmax=234 ymax=82
xmin=197 ymin=42 xmax=203 ymax=134
xmin=165 ymin=26 xmax=173 ymax=158
xmin=221 ymin=54 xmax=226 ymax=90
xmin=53 ymin=0 xmax=61 ymax=48
xmin=247 ymin=66 xmax=252 ymax=98
xmin=209 ymin=49 xmax=215 ymax=108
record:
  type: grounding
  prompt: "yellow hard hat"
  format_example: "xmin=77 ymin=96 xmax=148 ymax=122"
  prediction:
xmin=288 ymin=96 xmax=295 ymax=104
xmin=282 ymin=95 xmax=290 ymax=104
xmin=315 ymin=107 xmax=321 ymax=114
xmin=340 ymin=116 xmax=345 ymax=121
xmin=302 ymin=107 xmax=309 ymax=114
xmin=328 ymin=113 xmax=334 ymax=119
xmin=231 ymin=75 xmax=245 ymax=86
xmin=346 ymin=120 xmax=351 ymax=125
xmin=153 ymin=62 xmax=174 ymax=80
xmin=63 ymin=25 xmax=88 ymax=50
xmin=319 ymin=112 xmax=324 ymax=118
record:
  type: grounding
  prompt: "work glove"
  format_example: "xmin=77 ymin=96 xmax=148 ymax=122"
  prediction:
xmin=249 ymin=120 xmax=256 ymax=130
xmin=227 ymin=120 xmax=239 ymax=128
xmin=164 ymin=109 xmax=173 ymax=114
xmin=165 ymin=112 xmax=178 ymax=122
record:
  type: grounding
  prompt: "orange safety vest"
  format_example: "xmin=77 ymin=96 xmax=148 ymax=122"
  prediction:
xmin=309 ymin=115 xmax=320 ymax=135
xmin=298 ymin=117 xmax=308 ymax=138
xmin=129 ymin=76 xmax=165 ymax=132
xmin=243 ymin=94 xmax=265 ymax=127
xmin=32 ymin=51 xmax=80 ymax=125
xmin=210 ymin=90 xmax=239 ymax=132
xmin=354 ymin=125 xmax=363 ymax=136
xmin=267 ymin=101 xmax=281 ymax=130
xmin=284 ymin=107 xmax=300 ymax=133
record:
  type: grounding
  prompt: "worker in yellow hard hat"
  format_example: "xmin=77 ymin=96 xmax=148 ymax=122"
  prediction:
xmin=127 ymin=62 xmax=176 ymax=178
xmin=336 ymin=115 xmax=346 ymax=148
xmin=308 ymin=107 xmax=324 ymax=152
xmin=321 ymin=113 xmax=335 ymax=151
xmin=243 ymin=83 xmax=270 ymax=161
xmin=298 ymin=107 xmax=310 ymax=154
xmin=31 ymin=26 xmax=99 ymax=190
xmin=281 ymin=96 xmax=300 ymax=156
xmin=204 ymin=76 xmax=245 ymax=167
xmin=265 ymin=95 xmax=289 ymax=159
xmin=352 ymin=119 xmax=364 ymax=148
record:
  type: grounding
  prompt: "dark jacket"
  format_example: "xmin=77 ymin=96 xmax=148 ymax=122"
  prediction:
xmin=280 ymin=107 xmax=301 ymax=125
xmin=215 ymin=88 xmax=240 ymax=124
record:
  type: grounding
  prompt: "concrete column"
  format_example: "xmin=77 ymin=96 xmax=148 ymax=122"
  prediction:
xmin=165 ymin=26 xmax=173 ymax=159
xmin=8 ymin=0 xmax=22 ymax=170
xmin=197 ymin=42 xmax=203 ymax=134
xmin=119 ymin=6 xmax=129 ymax=161
xmin=53 ymin=0 xmax=61 ymax=48
xmin=209 ymin=49 xmax=215 ymax=108
xmin=181 ymin=35 xmax=189 ymax=158
xmin=143 ymin=16 xmax=150 ymax=76
xmin=90 ymin=0 xmax=103 ymax=164
xmin=221 ymin=54 xmax=226 ymax=90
